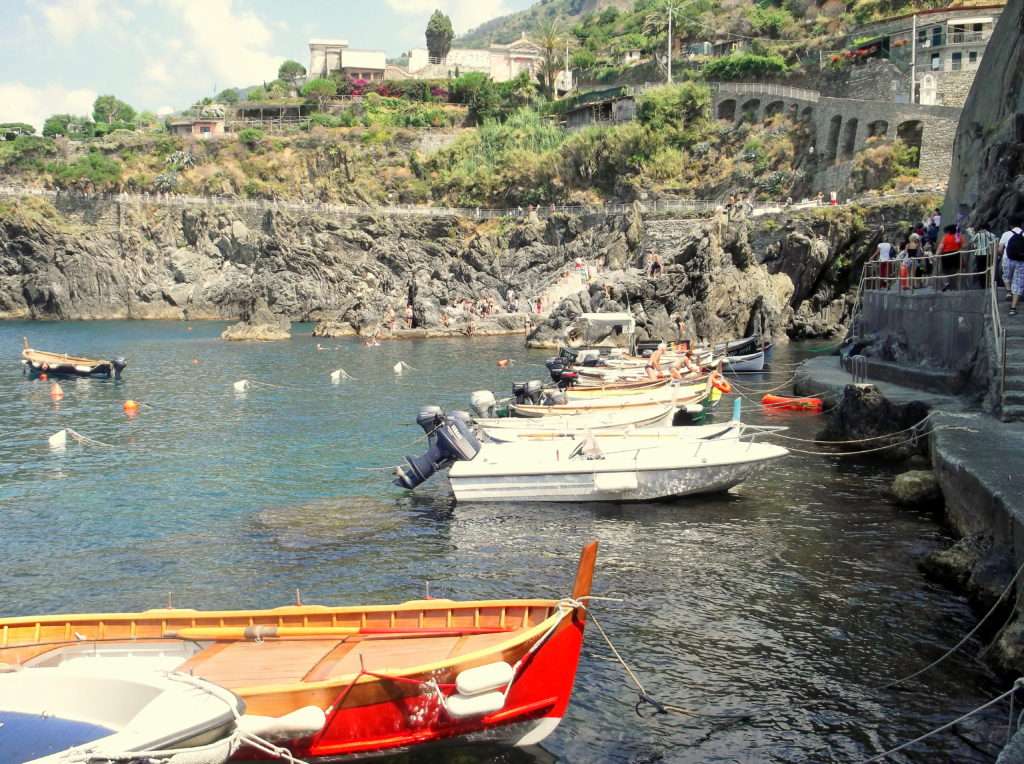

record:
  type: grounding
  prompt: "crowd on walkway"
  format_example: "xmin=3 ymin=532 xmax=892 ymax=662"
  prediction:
xmin=870 ymin=210 xmax=1024 ymax=307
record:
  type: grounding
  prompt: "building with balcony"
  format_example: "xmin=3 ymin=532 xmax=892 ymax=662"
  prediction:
xmin=308 ymin=40 xmax=386 ymax=82
xmin=843 ymin=4 xmax=1004 ymax=106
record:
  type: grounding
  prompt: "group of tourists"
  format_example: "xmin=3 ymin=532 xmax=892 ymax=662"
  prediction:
xmin=872 ymin=211 xmax=1024 ymax=309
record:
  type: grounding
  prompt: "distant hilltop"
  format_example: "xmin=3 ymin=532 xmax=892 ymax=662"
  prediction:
xmin=458 ymin=0 xmax=633 ymax=47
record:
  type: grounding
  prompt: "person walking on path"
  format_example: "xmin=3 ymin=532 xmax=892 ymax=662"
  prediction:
xmin=876 ymin=239 xmax=894 ymax=289
xmin=970 ymin=227 xmax=999 ymax=289
xmin=936 ymin=224 xmax=963 ymax=290
xmin=1000 ymin=222 xmax=1024 ymax=300
xmin=1004 ymin=221 xmax=1024 ymax=316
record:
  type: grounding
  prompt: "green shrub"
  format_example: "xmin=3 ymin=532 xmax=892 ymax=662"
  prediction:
xmin=0 ymin=136 xmax=57 ymax=171
xmin=238 ymin=128 xmax=264 ymax=147
xmin=636 ymin=82 xmax=711 ymax=132
xmin=704 ymin=52 xmax=790 ymax=80
xmin=48 ymin=151 xmax=122 ymax=188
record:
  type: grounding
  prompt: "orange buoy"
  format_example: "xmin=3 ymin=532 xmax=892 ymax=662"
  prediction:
xmin=123 ymin=400 xmax=141 ymax=415
xmin=712 ymin=372 xmax=732 ymax=394
xmin=761 ymin=393 xmax=823 ymax=412
xmin=49 ymin=383 xmax=64 ymax=401
xmin=496 ymin=359 xmax=510 ymax=368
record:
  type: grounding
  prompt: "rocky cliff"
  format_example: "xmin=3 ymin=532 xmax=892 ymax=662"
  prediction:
xmin=0 ymin=195 xmax=932 ymax=342
xmin=944 ymin=0 xmax=1024 ymax=230
xmin=527 ymin=198 xmax=934 ymax=347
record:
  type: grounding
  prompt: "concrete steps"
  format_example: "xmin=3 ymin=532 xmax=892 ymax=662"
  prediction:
xmin=1002 ymin=322 xmax=1024 ymax=420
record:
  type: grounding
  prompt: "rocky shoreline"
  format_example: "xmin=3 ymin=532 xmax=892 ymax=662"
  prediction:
xmin=0 ymin=194 xmax=936 ymax=347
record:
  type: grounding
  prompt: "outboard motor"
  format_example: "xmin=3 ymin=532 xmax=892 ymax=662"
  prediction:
xmin=394 ymin=407 xmax=482 ymax=490
xmin=111 ymin=357 xmax=128 ymax=380
xmin=525 ymin=380 xmax=544 ymax=405
xmin=470 ymin=390 xmax=497 ymax=419
xmin=556 ymin=370 xmax=579 ymax=390
xmin=512 ymin=382 xmax=528 ymax=404
xmin=545 ymin=358 xmax=565 ymax=383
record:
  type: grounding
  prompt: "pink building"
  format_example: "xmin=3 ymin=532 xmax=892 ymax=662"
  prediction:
xmin=168 ymin=118 xmax=225 ymax=139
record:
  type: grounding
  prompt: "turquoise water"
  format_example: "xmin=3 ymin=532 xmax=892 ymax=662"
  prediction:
xmin=0 ymin=322 xmax=1003 ymax=762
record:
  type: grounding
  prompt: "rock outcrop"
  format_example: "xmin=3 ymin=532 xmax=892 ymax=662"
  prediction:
xmin=944 ymin=0 xmax=1024 ymax=231
xmin=819 ymin=384 xmax=930 ymax=460
xmin=221 ymin=297 xmax=291 ymax=341
xmin=890 ymin=470 xmax=943 ymax=508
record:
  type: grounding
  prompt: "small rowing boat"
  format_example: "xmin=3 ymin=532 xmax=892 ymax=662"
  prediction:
xmin=0 ymin=544 xmax=599 ymax=761
xmin=21 ymin=337 xmax=127 ymax=380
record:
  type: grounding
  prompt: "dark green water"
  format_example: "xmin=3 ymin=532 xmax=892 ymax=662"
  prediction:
xmin=0 ymin=322 xmax=1005 ymax=762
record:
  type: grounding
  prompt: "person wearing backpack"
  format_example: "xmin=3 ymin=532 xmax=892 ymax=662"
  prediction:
xmin=1002 ymin=222 xmax=1024 ymax=316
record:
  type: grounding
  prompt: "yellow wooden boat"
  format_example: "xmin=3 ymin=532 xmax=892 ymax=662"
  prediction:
xmin=21 ymin=337 xmax=127 ymax=379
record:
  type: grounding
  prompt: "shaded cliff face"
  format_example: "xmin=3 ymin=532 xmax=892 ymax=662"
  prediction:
xmin=944 ymin=0 xmax=1024 ymax=231
xmin=0 ymin=198 xmax=640 ymax=329
xmin=527 ymin=199 xmax=933 ymax=347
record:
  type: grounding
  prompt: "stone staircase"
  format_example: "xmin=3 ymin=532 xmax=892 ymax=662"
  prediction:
xmin=535 ymin=269 xmax=589 ymax=316
xmin=1001 ymin=319 xmax=1024 ymax=421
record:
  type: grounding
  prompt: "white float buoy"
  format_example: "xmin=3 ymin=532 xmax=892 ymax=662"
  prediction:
xmin=330 ymin=369 xmax=353 ymax=384
xmin=233 ymin=379 xmax=251 ymax=392
xmin=393 ymin=362 xmax=403 ymax=375
xmin=48 ymin=429 xmax=68 ymax=450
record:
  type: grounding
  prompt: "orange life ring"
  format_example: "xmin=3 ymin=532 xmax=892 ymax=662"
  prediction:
xmin=712 ymin=372 xmax=732 ymax=394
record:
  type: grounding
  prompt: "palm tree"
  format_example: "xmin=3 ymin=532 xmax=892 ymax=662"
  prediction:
xmin=536 ymin=20 xmax=565 ymax=100
xmin=643 ymin=0 xmax=707 ymax=83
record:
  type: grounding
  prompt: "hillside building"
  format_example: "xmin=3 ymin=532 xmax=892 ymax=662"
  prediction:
xmin=308 ymin=39 xmax=386 ymax=82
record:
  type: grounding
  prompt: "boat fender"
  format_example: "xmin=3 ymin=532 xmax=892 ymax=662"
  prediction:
xmin=237 ymin=706 xmax=327 ymax=742
xmin=455 ymin=661 xmax=514 ymax=696
xmin=74 ymin=365 xmax=93 ymax=373
xmin=711 ymin=372 xmax=732 ymax=394
xmin=445 ymin=690 xmax=506 ymax=719
xmin=233 ymin=380 xmax=250 ymax=392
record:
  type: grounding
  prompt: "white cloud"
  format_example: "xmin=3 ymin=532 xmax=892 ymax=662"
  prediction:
xmin=0 ymin=83 xmax=97 ymax=131
xmin=41 ymin=0 xmax=100 ymax=43
xmin=39 ymin=0 xmax=133 ymax=43
xmin=384 ymin=0 xmax=512 ymax=36
xmin=156 ymin=105 xmax=175 ymax=116
xmin=163 ymin=0 xmax=284 ymax=86
xmin=144 ymin=62 xmax=172 ymax=84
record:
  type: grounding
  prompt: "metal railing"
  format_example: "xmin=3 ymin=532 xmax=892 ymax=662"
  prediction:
xmin=0 ymin=184 xmax=939 ymax=224
xmin=859 ymin=246 xmax=989 ymax=292
xmin=709 ymin=81 xmax=822 ymax=103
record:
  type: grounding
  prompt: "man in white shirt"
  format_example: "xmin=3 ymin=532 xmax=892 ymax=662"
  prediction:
xmin=877 ymin=240 xmax=894 ymax=289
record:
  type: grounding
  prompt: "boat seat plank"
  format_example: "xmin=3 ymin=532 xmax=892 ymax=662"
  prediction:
xmin=320 ymin=636 xmax=462 ymax=680
xmin=186 ymin=639 xmax=341 ymax=689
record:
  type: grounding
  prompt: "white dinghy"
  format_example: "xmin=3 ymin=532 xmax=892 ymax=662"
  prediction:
xmin=0 ymin=658 xmax=243 ymax=764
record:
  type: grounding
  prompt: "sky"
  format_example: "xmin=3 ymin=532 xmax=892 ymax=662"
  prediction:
xmin=0 ymin=0 xmax=536 ymax=130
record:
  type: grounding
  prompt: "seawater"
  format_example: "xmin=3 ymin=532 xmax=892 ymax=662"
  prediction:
xmin=0 ymin=321 xmax=1003 ymax=762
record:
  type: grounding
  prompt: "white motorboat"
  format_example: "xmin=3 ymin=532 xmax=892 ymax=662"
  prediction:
xmin=723 ymin=350 xmax=765 ymax=372
xmin=511 ymin=378 xmax=711 ymax=417
xmin=0 ymin=659 xmax=242 ymax=764
xmin=395 ymin=408 xmax=789 ymax=503
xmin=475 ymin=404 xmax=679 ymax=436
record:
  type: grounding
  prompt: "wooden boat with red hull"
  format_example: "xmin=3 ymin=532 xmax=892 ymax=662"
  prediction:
xmin=0 ymin=543 xmax=598 ymax=761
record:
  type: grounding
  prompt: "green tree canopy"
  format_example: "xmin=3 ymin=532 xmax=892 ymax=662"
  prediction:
xmin=42 ymin=114 xmax=93 ymax=138
xmin=217 ymin=88 xmax=240 ymax=105
xmin=636 ymin=82 xmax=710 ymax=131
xmin=301 ymin=78 xmax=337 ymax=111
xmin=0 ymin=123 xmax=36 ymax=140
xmin=426 ymin=10 xmax=454 ymax=61
xmin=92 ymin=95 xmax=135 ymax=125
xmin=278 ymin=60 xmax=307 ymax=87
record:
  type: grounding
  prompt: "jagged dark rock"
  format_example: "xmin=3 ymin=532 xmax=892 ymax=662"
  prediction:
xmin=819 ymin=384 xmax=930 ymax=459
xmin=890 ymin=470 xmax=943 ymax=508
xmin=221 ymin=296 xmax=291 ymax=342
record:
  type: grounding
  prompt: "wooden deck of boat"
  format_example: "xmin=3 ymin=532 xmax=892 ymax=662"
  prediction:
xmin=178 ymin=631 xmax=518 ymax=690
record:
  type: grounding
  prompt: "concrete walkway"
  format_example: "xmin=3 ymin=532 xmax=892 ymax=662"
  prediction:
xmin=795 ymin=355 xmax=1024 ymax=553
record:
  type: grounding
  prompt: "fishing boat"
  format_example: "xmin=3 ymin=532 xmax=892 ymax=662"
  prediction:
xmin=21 ymin=337 xmax=127 ymax=380
xmin=475 ymin=404 xmax=679 ymax=435
xmin=395 ymin=408 xmax=788 ymax=503
xmin=723 ymin=350 xmax=765 ymax=373
xmin=511 ymin=378 xmax=711 ymax=418
xmin=0 ymin=544 xmax=599 ymax=761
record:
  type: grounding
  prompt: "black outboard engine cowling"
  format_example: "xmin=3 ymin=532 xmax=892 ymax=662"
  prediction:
xmin=512 ymin=382 xmax=528 ymax=404
xmin=525 ymin=380 xmax=544 ymax=404
xmin=394 ymin=407 xmax=482 ymax=490
xmin=111 ymin=357 xmax=128 ymax=380
xmin=545 ymin=358 xmax=565 ymax=383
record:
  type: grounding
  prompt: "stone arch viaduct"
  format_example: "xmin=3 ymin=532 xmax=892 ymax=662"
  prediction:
xmin=710 ymin=83 xmax=961 ymax=193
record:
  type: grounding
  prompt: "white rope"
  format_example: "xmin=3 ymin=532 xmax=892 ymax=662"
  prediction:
xmin=878 ymin=557 xmax=1024 ymax=691
xmin=65 ymin=428 xmax=115 ymax=448
xmin=761 ymin=413 xmax=937 ymax=445
xmin=859 ymin=681 xmax=1022 ymax=763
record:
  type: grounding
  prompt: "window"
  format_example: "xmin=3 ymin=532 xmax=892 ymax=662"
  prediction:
xmin=931 ymin=52 xmax=941 ymax=70
xmin=969 ymin=50 xmax=978 ymax=67
xmin=931 ymin=26 xmax=943 ymax=47
xmin=917 ymin=28 xmax=927 ymax=46
xmin=951 ymin=52 xmax=962 ymax=70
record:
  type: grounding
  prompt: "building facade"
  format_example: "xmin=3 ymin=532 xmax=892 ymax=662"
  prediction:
xmin=308 ymin=40 xmax=386 ymax=81
xmin=168 ymin=118 xmax=225 ymax=139
xmin=395 ymin=34 xmax=563 ymax=85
